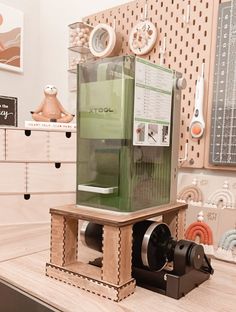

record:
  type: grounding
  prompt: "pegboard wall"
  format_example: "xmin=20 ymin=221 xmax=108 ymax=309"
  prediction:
xmin=84 ymin=0 xmax=221 ymax=169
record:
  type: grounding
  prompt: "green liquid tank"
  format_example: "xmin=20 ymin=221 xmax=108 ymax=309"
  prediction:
xmin=77 ymin=56 xmax=184 ymax=212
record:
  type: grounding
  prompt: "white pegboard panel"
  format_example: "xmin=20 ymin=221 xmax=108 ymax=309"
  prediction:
xmin=84 ymin=0 xmax=219 ymax=168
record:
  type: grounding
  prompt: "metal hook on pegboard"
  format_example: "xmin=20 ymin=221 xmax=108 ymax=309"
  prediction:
xmin=183 ymin=4 xmax=190 ymax=24
xmin=159 ymin=36 xmax=167 ymax=66
xmin=178 ymin=142 xmax=189 ymax=166
xmin=141 ymin=0 xmax=148 ymax=21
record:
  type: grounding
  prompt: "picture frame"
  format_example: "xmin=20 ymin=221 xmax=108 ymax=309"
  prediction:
xmin=0 ymin=3 xmax=24 ymax=73
xmin=0 ymin=95 xmax=17 ymax=126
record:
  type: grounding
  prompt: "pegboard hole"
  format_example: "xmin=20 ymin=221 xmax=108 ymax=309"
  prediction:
xmin=197 ymin=152 xmax=200 ymax=158
xmin=191 ymin=146 xmax=194 ymax=151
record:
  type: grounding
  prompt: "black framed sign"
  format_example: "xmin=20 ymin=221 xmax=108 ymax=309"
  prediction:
xmin=0 ymin=96 xmax=17 ymax=126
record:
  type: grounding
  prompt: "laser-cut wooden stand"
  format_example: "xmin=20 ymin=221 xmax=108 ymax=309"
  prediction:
xmin=46 ymin=203 xmax=187 ymax=301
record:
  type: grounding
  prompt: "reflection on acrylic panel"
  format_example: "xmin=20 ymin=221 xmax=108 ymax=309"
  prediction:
xmin=0 ymin=3 xmax=23 ymax=72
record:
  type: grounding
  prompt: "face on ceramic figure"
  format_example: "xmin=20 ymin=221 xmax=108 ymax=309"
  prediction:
xmin=44 ymin=85 xmax=57 ymax=96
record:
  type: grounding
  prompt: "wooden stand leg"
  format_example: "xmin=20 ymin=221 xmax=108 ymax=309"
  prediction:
xmin=176 ymin=208 xmax=186 ymax=240
xmin=163 ymin=209 xmax=186 ymax=240
xmin=50 ymin=214 xmax=65 ymax=266
xmin=50 ymin=214 xmax=78 ymax=266
xmin=163 ymin=208 xmax=186 ymax=240
xmin=64 ymin=217 xmax=78 ymax=265
xmin=102 ymin=225 xmax=133 ymax=285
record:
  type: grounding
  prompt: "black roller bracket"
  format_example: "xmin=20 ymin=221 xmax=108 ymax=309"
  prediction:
xmin=65 ymin=132 xmax=71 ymax=138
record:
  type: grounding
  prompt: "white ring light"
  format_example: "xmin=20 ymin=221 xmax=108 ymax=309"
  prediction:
xmin=89 ymin=23 xmax=120 ymax=58
xmin=129 ymin=20 xmax=157 ymax=55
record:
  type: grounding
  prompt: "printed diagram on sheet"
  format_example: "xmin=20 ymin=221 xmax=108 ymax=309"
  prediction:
xmin=133 ymin=58 xmax=173 ymax=146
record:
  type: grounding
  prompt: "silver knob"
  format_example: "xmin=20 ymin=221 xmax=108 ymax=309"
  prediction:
xmin=176 ymin=77 xmax=187 ymax=90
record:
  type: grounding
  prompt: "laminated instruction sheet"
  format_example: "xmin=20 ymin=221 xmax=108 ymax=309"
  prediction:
xmin=133 ymin=57 xmax=173 ymax=146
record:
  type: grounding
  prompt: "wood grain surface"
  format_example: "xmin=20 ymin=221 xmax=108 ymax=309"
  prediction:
xmin=0 ymin=224 xmax=235 ymax=311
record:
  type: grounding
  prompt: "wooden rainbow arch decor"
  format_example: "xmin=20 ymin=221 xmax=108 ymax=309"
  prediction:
xmin=206 ymin=189 xmax=235 ymax=209
xmin=215 ymin=229 xmax=236 ymax=263
xmin=185 ymin=221 xmax=213 ymax=245
xmin=177 ymin=185 xmax=203 ymax=204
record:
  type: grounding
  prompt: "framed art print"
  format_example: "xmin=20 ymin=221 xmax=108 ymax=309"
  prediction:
xmin=0 ymin=95 xmax=17 ymax=126
xmin=0 ymin=3 xmax=23 ymax=73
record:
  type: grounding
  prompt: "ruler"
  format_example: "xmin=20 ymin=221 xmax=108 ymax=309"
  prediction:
xmin=210 ymin=0 xmax=236 ymax=165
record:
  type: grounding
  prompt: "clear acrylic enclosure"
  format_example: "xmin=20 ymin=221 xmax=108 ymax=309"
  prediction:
xmin=77 ymin=56 xmax=181 ymax=212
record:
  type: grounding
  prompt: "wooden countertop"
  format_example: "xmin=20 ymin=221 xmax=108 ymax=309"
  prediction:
xmin=0 ymin=223 xmax=235 ymax=312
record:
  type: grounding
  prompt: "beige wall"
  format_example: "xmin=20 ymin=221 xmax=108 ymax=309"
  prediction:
xmin=0 ymin=0 xmax=41 ymax=127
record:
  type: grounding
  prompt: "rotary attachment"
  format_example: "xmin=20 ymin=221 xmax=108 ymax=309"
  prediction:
xmin=80 ymin=220 xmax=214 ymax=299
